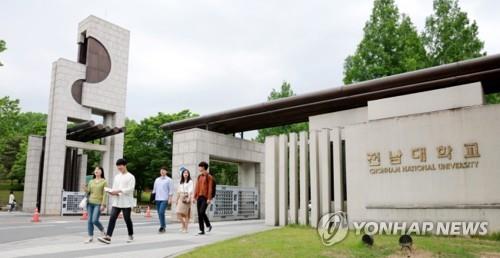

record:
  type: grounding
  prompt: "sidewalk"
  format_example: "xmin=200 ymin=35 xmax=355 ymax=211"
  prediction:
xmin=0 ymin=218 xmax=273 ymax=258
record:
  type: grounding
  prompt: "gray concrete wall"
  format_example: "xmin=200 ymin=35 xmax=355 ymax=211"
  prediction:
xmin=345 ymin=103 xmax=500 ymax=231
xmin=264 ymin=128 xmax=344 ymax=228
xmin=309 ymin=107 xmax=367 ymax=132
xmin=367 ymin=82 xmax=484 ymax=121
xmin=23 ymin=136 xmax=44 ymax=212
xmin=266 ymin=82 xmax=499 ymax=232
xmin=172 ymin=128 xmax=265 ymax=220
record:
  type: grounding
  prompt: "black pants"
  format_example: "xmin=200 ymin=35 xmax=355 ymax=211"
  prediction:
xmin=106 ymin=207 xmax=133 ymax=237
xmin=197 ymin=196 xmax=211 ymax=232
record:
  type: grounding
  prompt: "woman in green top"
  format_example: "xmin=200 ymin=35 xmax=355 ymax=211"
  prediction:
xmin=84 ymin=166 xmax=107 ymax=243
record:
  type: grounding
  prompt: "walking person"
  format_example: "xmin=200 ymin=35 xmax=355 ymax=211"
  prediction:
xmin=176 ymin=167 xmax=193 ymax=233
xmin=8 ymin=191 xmax=15 ymax=212
xmin=83 ymin=166 xmax=107 ymax=243
xmin=193 ymin=161 xmax=214 ymax=235
xmin=98 ymin=158 xmax=135 ymax=244
xmin=152 ymin=167 xmax=174 ymax=233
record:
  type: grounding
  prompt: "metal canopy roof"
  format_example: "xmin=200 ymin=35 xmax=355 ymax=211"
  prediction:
xmin=66 ymin=120 xmax=125 ymax=142
xmin=160 ymin=54 xmax=500 ymax=134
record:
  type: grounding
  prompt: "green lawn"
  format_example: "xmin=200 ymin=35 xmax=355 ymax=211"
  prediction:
xmin=179 ymin=225 xmax=500 ymax=258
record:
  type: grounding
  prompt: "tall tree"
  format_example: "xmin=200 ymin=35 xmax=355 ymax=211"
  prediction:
xmin=255 ymin=81 xmax=308 ymax=142
xmin=422 ymin=0 xmax=485 ymax=67
xmin=422 ymin=0 xmax=496 ymax=103
xmin=0 ymin=97 xmax=22 ymax=180
xmin=343 ymin=0 xmax=427 ymax=84
xmin=0 ymin=40 xmax=6 ymax=66
xmin=397 ymin=14 xmax=428 ymax=72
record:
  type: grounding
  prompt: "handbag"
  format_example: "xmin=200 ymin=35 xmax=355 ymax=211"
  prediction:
xmin=181 ymin=183 xmax=190 ymax=204
xmin=150 ymin=193 xmax=156 ymax=203
xmin=181 ymin=192 xmax=190 ymax=204
xmin=80 ymin=181 xmax=90 ymax=209
xmin=79 ymin=197 xmax=88 ymax=209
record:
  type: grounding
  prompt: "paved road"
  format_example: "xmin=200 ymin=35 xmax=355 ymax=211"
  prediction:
xmin=0 ymin=211 xmax=273 ymax=258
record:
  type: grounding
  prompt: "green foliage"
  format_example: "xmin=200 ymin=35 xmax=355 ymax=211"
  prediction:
xmin=0 ymin=136 xmax=23 ymax=179
xmin=397 ymin=14 xmax=428 ymax=72
xmin=267 ymin=81 xmax=295 ymax=101
xmin=343 ymin=0 xmax=486 ymax=89
xmin=486 ymin=94 xmax=500 ymax=104
xmin=256 ymin=81 xmax=308 ymax=142
xmin=0 ymin=97 xmax=47 ymax=183
xmin=124 ymin=110 xmax=198 ymax=193
xmin=0 ymin=40 xmax=6 ymax=66
xmin=210 ymin=160 xmax=238 ymax=185
xmin=0 ymin=97 xmax=21 ymax=141
xmin=85 ymin=150 xmax=102 ymax=176
xmin=422 ymin=0 xmax=485 ymax=66
xmin=343 ymin=0 xmax=427 ymax=84
xmin=422 ymin=0 xmax=495 ymax=103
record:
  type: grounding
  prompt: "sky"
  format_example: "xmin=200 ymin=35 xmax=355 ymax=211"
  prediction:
xmin=0 ymin=0 xmax=499 ymax=122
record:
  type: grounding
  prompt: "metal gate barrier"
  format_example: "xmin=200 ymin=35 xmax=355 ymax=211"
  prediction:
xmin=61 ymin=191 xmax=86 ymax=215
xmin=207 ymin=185 xmax=259 ymax=221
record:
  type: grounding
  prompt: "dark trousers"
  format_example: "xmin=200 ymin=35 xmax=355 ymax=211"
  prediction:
xmin=106 ymin=207 xmax=133 ymax=237
xmin=197 ymin=196 xmax=211 ymax=232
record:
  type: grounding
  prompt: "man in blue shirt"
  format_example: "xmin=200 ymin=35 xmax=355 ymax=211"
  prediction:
xmin=152 ymin=167 xmax=174 ymax=233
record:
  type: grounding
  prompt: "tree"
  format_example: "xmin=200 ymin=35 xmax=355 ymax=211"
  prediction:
xmin=422 ymin=0 xmax=485 ymax=67
xmin=124 ymin=110 xmax=198 ymax=198
xmin=343 ymin=0 xmax=427 ymax=84
xmin=0 ymin=136 xmax=23 ymax=181
xmin=0 ymin=40 xmax=6 ymax=66
xmin=5 ymin=112 xmax=47 ymax=183
xmin=9 ymin=140 xmax=28 ymax=184
xmin=0 ymin=97 xmax=21 ymax=141
xmin=255 ymin=81 xmax=308 ymax=142
xmin=0 ymin=97 xmax=22 ymax=180
xmin=397 ymin=14 xmax=428 ymax=72
xmin=422 ymin=0 xmax=496 ymax=103
xmin=0 ymin=97 xmax=47 ymax=182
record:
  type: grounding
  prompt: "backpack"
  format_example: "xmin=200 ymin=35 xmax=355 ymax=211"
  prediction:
xmin=211 ymin=175 xmax=217 ymax=199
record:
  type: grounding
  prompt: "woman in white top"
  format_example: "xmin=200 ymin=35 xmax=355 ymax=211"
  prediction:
xmin=176 ymin=168 xmax=193 ymax=233
xmin=8 ymin=191 xmax=15 ymax=212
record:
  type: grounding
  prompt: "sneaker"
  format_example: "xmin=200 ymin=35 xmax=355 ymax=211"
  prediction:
xmin=100 ymin=230 xmax=106 ymax=237
xmin=182 ymin=229 xmax=188 ymax=233
xmin=84 ymin=237 xmax=93 ymax=244
xmin=207 ymin=226 xmax=212 ymax=232
xmin=159 ymin=228 xmax=165 ymax=234
xmin=127 ymin=235 xmax=134 ymax=243
xmin=197 ymin=231 xmax=205 ymax=235
xmin=97 ymin=236 xmax=111 ymax=244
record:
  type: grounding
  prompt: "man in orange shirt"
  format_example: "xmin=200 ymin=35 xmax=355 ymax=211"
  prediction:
xmin=193 ymin=161 xmax=213 ymax=235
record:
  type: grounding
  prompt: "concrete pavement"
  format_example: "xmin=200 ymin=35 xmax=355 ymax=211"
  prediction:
xmin=0 ymin=211 xmax=273 ymax=258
